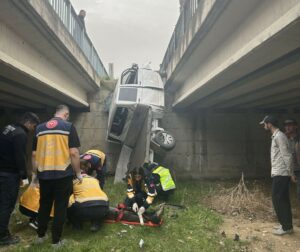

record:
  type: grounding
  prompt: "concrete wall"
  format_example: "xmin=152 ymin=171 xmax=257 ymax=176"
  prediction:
xmin=0 ymin=83 xmax=121 ymax=175
xmin=72 ymin=83 xmax=121 ymax=174
xmin=160 ymin=94 xmax=299 ymax=180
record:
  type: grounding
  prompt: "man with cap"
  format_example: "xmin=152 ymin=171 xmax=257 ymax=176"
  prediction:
xmin=284 ymin=118 xmax=300 ymax=225
xmin=260 ymin=115 xmax=294 ymax=235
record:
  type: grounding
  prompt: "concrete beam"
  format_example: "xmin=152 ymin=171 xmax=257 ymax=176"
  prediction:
xmin=169 ymin=0 xmax=300 ymax=109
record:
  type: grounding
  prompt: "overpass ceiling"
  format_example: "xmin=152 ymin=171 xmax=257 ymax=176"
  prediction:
xmin=0 ymin=0 xmax=96 ymax=111
xmin=177 ymin=18 xmax=300 ymax=111
xmin=0 ymin=64 xmax=81 ymax=111
xmin=167 ymin=0 xmax=300 ymax=112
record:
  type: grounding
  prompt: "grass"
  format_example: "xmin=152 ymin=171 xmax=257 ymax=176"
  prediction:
xmin=2 ymin=178 xmax=245 ymax=252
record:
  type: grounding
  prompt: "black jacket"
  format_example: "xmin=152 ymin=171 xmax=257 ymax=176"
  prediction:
xmin=0 ymin=123 xmax=28 ymax=179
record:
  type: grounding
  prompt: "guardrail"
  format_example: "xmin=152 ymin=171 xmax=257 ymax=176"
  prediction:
xmin=47 ymin=0 xmax=108 ymax=77
xmin=160 ymin=0 xmax=202 ymax=74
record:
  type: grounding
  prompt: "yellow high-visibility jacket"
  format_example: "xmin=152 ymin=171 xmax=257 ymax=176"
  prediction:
xmin=19 ymin=184 xmax=54 ymax=217
xmin=69 ymin=174 xmax=109 ymax=207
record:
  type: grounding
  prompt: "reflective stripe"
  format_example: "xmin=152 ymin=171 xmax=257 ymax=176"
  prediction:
xmin=37 ymin=130 xmax=70 ymax=136
xmin=147 ymin=192 xmax=156 ymax=197
xmin=38 ymin=163 xmax=71 ymax=171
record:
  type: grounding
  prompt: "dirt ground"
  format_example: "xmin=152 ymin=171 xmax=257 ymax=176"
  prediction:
xmin=204 ymin=179 xmax=300 ymax=252
xmin=221 ymin=216 xmax=300 ymax=252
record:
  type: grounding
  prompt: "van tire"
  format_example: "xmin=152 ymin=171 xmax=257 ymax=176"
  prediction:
xmin=154 ymin=131 xmax=176 ymax=150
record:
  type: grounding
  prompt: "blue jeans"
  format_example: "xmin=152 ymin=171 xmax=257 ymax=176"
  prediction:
xmin=0 ymin=174 xmax=20 ymax=237
xmin=295 ymin=171 xmax=300 ymax=201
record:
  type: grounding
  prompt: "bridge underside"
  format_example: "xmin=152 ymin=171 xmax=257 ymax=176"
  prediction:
xmin=169 ymin=0 xmax=300 ymax=112
xmin=0 ymin=0 xmax=100 ymax=111
xmin=189 ymin=21 xmax=300 ymax=111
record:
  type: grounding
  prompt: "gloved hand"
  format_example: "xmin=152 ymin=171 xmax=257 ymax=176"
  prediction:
xmin=137 ymin=206 xmax=145 ymax=215
xmin=132 ymin=202 xmax=139 ymax=213
xmin=76 ymin=172 xmax=83 ymax=183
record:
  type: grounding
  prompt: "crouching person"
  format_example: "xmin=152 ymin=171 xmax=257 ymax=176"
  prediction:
xmin=144 ymin=162 xmax=176 ymax=200
xmin=19 ymin=180 xmax=54 ymax=230
xmin=67 ymin=170 xmax=109 ymax=232
xmin=124 ymin=167 xmax=156 ymax=216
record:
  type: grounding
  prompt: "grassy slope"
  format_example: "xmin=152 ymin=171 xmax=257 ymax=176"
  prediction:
xmin=3 ymin=179 xmax=243 ymax=252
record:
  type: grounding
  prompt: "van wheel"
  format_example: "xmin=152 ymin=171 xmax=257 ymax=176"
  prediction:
xmin=154 ymin=131 xmax=176 ymax=150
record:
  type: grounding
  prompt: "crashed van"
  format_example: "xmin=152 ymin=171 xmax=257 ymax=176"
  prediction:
xmin=107 ymin=64 xmax=175 ymax=151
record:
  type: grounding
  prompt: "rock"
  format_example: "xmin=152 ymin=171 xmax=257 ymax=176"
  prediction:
xmin=234 ymin=234 xmax=240 ymax=241
xmin=139 ymin=239 xmax=144 ymax=248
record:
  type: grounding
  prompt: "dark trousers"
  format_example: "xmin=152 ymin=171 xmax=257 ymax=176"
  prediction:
xmin=0 ymin=175 xmax=20 ymax=238
xmin=19 ymin=205 xmax=37 ymax=220
xmin=37 ymin=176 xmax=73 ymax=243
xmin=272 ymin=176 xmax=293 ymax=230
xmin=67 ymin=204 xmax=108 ymax=227
xmin=124 ymin=192 xmax=147 ymax=208
xmin=295 ymin=171 xmax=300 ymax=201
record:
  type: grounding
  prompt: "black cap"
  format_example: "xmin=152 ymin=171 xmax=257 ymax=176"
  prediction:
xmin=284 ymin=118 xmax=297 ymax=125
xmin=259 ymin=115 xmax=278 ymax=125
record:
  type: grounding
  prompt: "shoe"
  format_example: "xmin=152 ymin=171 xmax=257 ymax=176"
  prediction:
xmin=90 ymin=223 xmax=100 ymax=232
xmin=35 ymin=234 xmax=48 ymax=244
xmin=272 ymin=227 xmax=293 ymax=236
xmin=273 ymin=224 xmax=282 ymax=229
xmin=0 ymin=234 xmax=20 ymax=246
xmin=52 ymin=239 xmax=66 ymax=249
xmin=29 ymin=219 xmax=38 ymax=230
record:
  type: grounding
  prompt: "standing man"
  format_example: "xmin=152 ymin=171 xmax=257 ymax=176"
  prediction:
xmin=284 ymin=118 xmax=300 ymax=225
xmin=32 ymin=105 xmax=82 ymax=246
xmin=260 ymin=115 xmax=294 ymax=235
xmin=0 ymin=112 xmax=40 ymax=245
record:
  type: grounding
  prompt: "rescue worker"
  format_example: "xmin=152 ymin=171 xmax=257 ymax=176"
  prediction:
xmin=124 ymin=167 xmax=156 ymax=216
xmin=32 ymin=105 xmax=82 ymax=246
xmin=80 ymin=149 xmax=107 ymax=189
xmin=67 ymin=166 xmax=109 ymax=232
xmin=19 ymin=181 xmax=54 ymax=230
xmin=144 ymin=162 xmax=176 ymax=200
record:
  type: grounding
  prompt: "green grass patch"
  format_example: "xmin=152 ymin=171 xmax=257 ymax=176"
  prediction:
xmin=2 ymin=179 xmax=244 ymax=252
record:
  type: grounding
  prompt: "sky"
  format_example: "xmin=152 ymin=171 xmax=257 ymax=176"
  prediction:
xmin=71 ymin=0 xmax=179 ymax=77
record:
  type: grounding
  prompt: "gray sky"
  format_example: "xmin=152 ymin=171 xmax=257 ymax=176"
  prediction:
xmin=71 ymin=0 xmax=179 ymax=77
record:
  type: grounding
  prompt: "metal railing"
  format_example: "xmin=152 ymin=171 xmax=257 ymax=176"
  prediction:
xmin=160 ymin=0 xmax=202 ymax=73
xmin=47 ymin=0 xmax=108 ymax=77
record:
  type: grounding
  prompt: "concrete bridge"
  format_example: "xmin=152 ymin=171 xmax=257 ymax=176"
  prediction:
xmin=0 ymin=0 xmax=121 ymax=173
xmin=160 ymin=0 xmax=300 ymax=179
xmin=0 ymin=0 xmax=107 ymax=111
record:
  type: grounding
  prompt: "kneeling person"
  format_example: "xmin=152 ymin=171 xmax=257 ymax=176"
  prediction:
xmin=68 ymin=169 xmax=109 ymax=231
xmin=124 ymin=167 xmax=156 ymax=216
xmin=144 ymin=162 xmax=176 ymax=200
xmin=80 ymin=149 xmax=107 ymax=189
xmin=19 ymin=181 xmax=54 ymax=230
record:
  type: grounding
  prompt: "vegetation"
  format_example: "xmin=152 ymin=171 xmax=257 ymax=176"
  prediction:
xmin=2 ymin=179 xmax=245 ymax=252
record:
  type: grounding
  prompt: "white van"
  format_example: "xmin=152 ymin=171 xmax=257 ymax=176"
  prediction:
xmin=107 ymin=64 xmax=175 ymax=151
